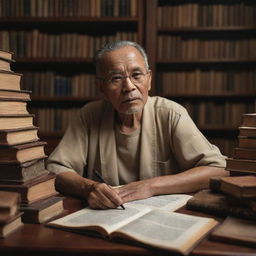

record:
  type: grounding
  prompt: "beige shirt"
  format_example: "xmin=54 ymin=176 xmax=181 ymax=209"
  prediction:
xmin=47 ymin=96 xmax=226 ymax=186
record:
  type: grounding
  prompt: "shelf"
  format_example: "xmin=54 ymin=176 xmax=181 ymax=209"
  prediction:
xmin=15 ymin=58 xmax=93 ymax=64
xmin=158 ymin=26 xmax=256 ymax=33
xmin=30 ymin=96 xmax=99 ymax=102
xmin=161 ymin=93 xmax=256 ymax=99
xmin=0 ymin=17 xmax=138 ymax=24
xmin=198 ymin=126 xmax=238 ymax=131
xmin=157 ymin=59 xmax=256 ymax=64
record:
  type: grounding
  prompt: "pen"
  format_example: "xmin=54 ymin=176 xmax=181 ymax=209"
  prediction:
xmin=94 ymin=170 xmax=125 ymax=210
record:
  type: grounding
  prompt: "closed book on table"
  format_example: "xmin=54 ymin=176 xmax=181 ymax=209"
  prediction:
xmin=0 ymin=71 xmax=22 ymax=91
xmin=220 ymin=176 xmax=256 ymax=199
xmin=0 ymin=50 xmax=13 ymax=72
xmin=0 ymin=173 xmax=57 ymax=204
xmin=0 ymin=127 xmax=39 ymax=146
xmin=20 ymin=196 xmax=64 ymax=223
xmin=0 ymin=89 xmax=31 ymax=100
xmin=0 ymin=114 xmax=34 ymax=130
xmin=238 ymin=137 xmax=256 ymax=149
xmin=226 ymin=158 xmax=256 ymax=173
xmin=239 ymin=126 xmax=256 ymax=137
xmin=233 ymin=147 xmax=256 ymax=160
xmin=0 ymin=191 xmax=20 ymax=222
xmin=242 ymin=113 xmax=256 ymax=127
xmin=0 ymin=157 xmax=47 ymax=182
xmin=0 ymin=98 xmax=30 ymax=115
xmin=0 ymin=212 xmax=23 ymax=238
xmin=0 ymin=141 xmax=47 ymax=163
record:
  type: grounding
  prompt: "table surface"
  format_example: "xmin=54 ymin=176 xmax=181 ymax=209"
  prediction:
xmin=0 ymin=196 xmax=255 ymax=256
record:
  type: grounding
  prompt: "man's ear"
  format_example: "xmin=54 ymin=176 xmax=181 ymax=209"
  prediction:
xmin=147 ymin=70 xmax=152 ymax=91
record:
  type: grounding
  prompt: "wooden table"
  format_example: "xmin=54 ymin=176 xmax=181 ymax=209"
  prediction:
xmin=0 ymin=196 xmax=255 ymax=256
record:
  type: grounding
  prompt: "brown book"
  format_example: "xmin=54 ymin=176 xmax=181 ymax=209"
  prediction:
xmin=0 ymin=71 xmax=22 ymax=91
xmin=0 ymin=141 xmax=47 ymax=163
xmin=211 ymin=217 xmax=256 ymax=247
xmin=0 ymin=114 xmax=34 ymax=130
xmin=0 ymin=173 xmax=57 ymax=204
xmin=242 ymin=113 xmax=256 ymax=127
xmin=0 ymin=212 xmax=23 ymax=238
xmin=0 ymin=55 xmax=14 ymax=72
xmin=220 ymin=176 xmax=256 ymax=199
xmin=238 ymin=136 xmax=256 ymax=149
xmin=0 ymin=98 xmax=30 ymax=115
xmin=0 ymin=50 xmax=12 ymax=60
xmin=20 ymin=196 xmax=64 ymax=223
xmin=226 ymin=158 xmax=256 ymax=173
xmin=239 ymin=126 xmax=256 ymax=137
xmin=0 ymin=191 xmax=20 ymax=222
xmin=0 ymin=89 xmax=31 ymax=100
xmin=0 ymin=127 xmax=39 ymax=146
xmin=233 ymin=147 xmax=256 ymax=160
xmin=0 ymin=157 xmax=47 ymax=182
xmin=186 ymin=189 xmax=256 ymax=220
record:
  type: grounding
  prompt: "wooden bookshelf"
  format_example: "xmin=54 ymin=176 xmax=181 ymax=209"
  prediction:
xmin=0 ymin=0 xmax=145 ymax=154
xmin=145 ymin=0 xmax=256 ymax=156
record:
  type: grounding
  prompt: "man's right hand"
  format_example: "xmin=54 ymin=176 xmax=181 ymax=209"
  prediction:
xmin=87 ymin=182 xmax=123 ymax=209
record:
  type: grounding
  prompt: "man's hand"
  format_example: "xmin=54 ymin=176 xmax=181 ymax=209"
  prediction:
xmin=87 ymin=182 xmax=123 ymax=209
xmin=117 ymin=179 xmax=154 ymax=203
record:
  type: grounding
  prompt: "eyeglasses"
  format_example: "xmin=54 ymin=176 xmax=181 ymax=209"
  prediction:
xmin=97 ymin=71 xmax=150 ymax=87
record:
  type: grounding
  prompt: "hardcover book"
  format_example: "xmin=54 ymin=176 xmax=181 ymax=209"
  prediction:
xmin=211 ymin=216 xmax=256 ymax=247
xmin=233 ymin=147 xmax=256 ymax=160
xmin=47 ymin=194 xmax=217 ymax=255
xmin=226 ymin=158 xmax=256 ymax=173
xmin=0 ymin=71 xmax=22 ymax=91
xmin=0 ymin=212 xmax=23 ymax=238
xmin=0 ymin=89 xmax=31 ymax=100
xmin=0 ymin=140 xmax=47 ymax=163
xmin=0 ymin=173 xmax=57 ymax=204
xmin=220 ymin=176 xmax=256 ymax=199
xmin=239 ymin=126 xmax=256 ymax=137
xmin=238 ymin=136 xmax=256 ymax=149
xmin=242 ymin=113 xmax=256 ymax=127
xmin=0 ymin=98 xmax=30 ymax=115
xmin=0 ymin=127 xmax=39 ymax=146
xmin=0 ymin=114 xmax=34 ymax=130
xmin=20 ymin=196 xmax=64 ymax=223
xmin=0 ymin=157 xmax=47 ymax=182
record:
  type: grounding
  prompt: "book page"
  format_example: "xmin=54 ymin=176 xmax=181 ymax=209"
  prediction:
xmin=126 ymin=194 xmax=192 ymax=211
xmin=113 ymin=210 xmax=218 ymax=254
xmin=47 ymin=204 xmax=151 ymax=235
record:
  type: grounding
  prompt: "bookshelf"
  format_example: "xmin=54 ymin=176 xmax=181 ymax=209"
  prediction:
xmin=145 ymin=0 xmax=256 ymax=157
xmin=0 ymin=0 xmax=145 ymax=154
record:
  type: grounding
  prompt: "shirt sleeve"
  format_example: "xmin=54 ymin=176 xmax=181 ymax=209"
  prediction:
xmin=169 ymin=107 xmax=227 ymax=170
xmin=46 ymin=109 xmax=88 ymax=176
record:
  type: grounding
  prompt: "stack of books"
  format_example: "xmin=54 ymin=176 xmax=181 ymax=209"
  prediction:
xmin=0 ymin=50 xmax=64 ymax=224
xmin=226 ymin=113 xmax=256 ymax=175
xmin=0 ymin=191 xmax=23 ymax=238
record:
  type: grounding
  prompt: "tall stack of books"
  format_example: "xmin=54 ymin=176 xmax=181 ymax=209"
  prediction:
xmin=226 ymin=113 xmax=256 ymax=176
xmin=0 ymin=191 xmax=23 ymax=238
xmin=0 ymin=50 xmax=64 ymax=224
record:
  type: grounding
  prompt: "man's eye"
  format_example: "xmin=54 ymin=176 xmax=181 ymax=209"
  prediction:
xmin=132 ymin=73 xmax=143 ymax=80
xmin=111 ymin=76 xmax=122 ymax=82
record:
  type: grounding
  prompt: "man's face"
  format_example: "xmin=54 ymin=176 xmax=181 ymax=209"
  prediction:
xmin=96 ymin=46 xmax=152 ymax=115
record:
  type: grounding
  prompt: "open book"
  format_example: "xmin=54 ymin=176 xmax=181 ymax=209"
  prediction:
xmin=47 ymin=194 xmax=218 ymax=255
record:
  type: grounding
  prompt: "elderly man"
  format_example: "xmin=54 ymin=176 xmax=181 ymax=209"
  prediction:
xmin=47 ymin=40 xmax=227 ymax=209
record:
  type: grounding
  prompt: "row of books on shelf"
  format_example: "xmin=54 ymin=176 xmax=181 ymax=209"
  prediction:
xmin=0 ymin=30 xmax=137 ymax=58
xmin=31 ymin=108 xmax=78 ymax=132
xmin=157 ymin=2 xmax=256 ymax=27
xmin=0 ymin=50 xmax=65 ymax=238
xmin=22 ymin=72 xmax=98 ymax=97
xmin=157 ymin=36 xmax=256 ymax=60
xmin=0 ymin=0 xmax=137 ymax=17
xmin=157 ymin=69 xmax=256 ymax=94
xmin=182 ymin=101 xmax=254 ymax=127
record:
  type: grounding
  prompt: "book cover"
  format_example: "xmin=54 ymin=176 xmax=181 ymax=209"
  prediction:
xmin=239 ymin=126 xmax=256 ymax=137
xmin=233 ymin=147 xmax=256 ymax=160
xmin=211 ymin=216 xmax=256 ymax=247
xmin=0 ymin=71 xmax=22 ymax=91
xmin=220 ymin=176 xmax=256 ymax=199
xmin=238 ymin=136 xmax=256 ymax=149
xmin=20 ymin=196 xmax=64 ymax=223
xmin=0 ymin=89 xmax=31 ymax=100
xmin=226 ymin=158 xmax=256 ymax=173
xmin=0 ymin=156 xmax=47 ymax=182
xmin=0 ymin=173 xmax=57 ymax=204
xmin=242 ymin=113 xmax=256 ymax=127
xmin=0 ymin=114 xmax=34 ymax=130
xmin=0 ymin=140 xmax=47 ymax=163
xmin=0 ymin=212 xmax=23 ymax=238
xmin=0 ymin=98 xmax=30 ymax=115
xmin=0 ymin=126 xmax=39 ymax=146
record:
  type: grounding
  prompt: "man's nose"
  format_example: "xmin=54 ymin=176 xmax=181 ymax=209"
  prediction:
xmin=122 ymin=76 xmax=136 ymax=92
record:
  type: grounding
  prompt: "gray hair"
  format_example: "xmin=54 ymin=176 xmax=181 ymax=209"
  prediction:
xmin=93 ymin=40 xmax=150 ymax=72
